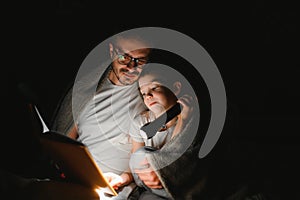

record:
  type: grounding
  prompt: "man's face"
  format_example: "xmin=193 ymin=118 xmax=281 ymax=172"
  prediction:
xmin=109 ymin=38 xmax=151 ymax=86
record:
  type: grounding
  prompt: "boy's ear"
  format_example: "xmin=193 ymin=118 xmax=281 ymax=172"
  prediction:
xmin=109 ymin=43 xmax=114 ymax=59
xmin=173 ymin=81 xmax=182 ymax=96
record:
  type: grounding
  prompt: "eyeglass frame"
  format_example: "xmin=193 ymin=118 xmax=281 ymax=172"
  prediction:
xmin=113 ymin=48 xmax=149 ymax=69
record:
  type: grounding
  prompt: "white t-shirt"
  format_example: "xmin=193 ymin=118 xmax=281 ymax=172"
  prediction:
xmin=76 ymin=78 xmax=145 ymax=175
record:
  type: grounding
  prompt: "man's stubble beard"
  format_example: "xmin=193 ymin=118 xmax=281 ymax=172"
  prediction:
xmin=114 ymin=68 xmax=140 ymax=86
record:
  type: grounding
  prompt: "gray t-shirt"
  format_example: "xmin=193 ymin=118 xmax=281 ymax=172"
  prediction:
xmin=76 ymin=78 xmax=145 ymax=175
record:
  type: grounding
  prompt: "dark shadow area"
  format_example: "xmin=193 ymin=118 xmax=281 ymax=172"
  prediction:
xmin=2 ymin=0 xmax=299 ymax=199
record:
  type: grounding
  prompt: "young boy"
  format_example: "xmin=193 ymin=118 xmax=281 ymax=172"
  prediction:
xmin=129 ymin=64 xmax=197 ymax=199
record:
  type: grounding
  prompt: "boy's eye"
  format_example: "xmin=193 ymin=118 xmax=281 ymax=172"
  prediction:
xmin=140 ymin=91 xmax=146 ymax=97
xmin=151 ymin=85 xmax=160 ymax=90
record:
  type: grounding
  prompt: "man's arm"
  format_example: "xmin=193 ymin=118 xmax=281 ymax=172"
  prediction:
xmin=66 ymin=125 xmax=78 ymax=139
xmin=104 ymin=171 xmax=133 ymax=190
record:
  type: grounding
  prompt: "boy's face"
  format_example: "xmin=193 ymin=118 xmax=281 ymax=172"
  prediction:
xmin=109 ymin=38 xmax=151 ymax=86
xmin=139 ymin=74 xmax=178 ymax=117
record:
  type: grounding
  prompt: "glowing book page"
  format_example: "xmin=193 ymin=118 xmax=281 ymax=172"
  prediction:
xmin=34 ymin=105 xmax=49 ymax=133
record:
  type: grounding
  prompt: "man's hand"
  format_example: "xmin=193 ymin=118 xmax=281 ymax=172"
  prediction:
xmin=103 ymin=172 xmax=132 ymax=190
xmin=134 ymin=158 xmax=163 ymax=189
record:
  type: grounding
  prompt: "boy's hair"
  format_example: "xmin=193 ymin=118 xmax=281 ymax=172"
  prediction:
xmin=140 ymin=63 xmax=192 ymax=97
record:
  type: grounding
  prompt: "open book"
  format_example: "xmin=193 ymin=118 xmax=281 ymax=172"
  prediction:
xmin=30 ymin=104 xmax=118 ymax=196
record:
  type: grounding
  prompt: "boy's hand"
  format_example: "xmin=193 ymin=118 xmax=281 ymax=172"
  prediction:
xmin=134 ymin=158 xmax=163 ymax=189
xmin=177 ymin=94 xmax=195 ymax=122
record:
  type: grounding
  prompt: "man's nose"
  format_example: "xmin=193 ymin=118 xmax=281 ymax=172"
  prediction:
xmin=126 ymin=59 xmax=138 ymax=69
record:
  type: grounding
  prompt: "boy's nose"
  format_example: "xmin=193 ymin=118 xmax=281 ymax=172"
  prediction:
xmin=145 ymin=92 xmax=153 ymax=99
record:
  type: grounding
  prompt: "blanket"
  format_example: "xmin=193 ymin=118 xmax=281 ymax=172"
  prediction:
xmin=50 ymin=64 xmax=249 ymax=200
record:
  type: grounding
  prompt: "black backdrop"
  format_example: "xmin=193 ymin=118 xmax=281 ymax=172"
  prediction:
xmin=2 ymin=1 xmax=299 ymax=198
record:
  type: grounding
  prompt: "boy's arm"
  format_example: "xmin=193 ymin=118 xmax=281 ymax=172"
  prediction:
xmin=172 ymin=95 xmax=195 ymax=138
xmin=131 ymin=139 xmax=145 ymax=153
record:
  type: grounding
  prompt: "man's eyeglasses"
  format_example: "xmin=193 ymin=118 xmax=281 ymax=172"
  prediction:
xmin=113 ymin=49 xmax=148 ymax=68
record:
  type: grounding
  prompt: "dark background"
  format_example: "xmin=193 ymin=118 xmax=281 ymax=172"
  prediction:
xmin=2 ymin=0 xmax=299 ymax=198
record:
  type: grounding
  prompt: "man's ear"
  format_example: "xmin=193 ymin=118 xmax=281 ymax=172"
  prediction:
xmin=109 ymin=43 xmax=114 ymax=59
xmin=173 ymin=81 xmax=182 ymax=96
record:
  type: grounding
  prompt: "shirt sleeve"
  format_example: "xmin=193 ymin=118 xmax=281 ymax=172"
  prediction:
xmin=129 ymin=114 xmax=146 ymax=143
